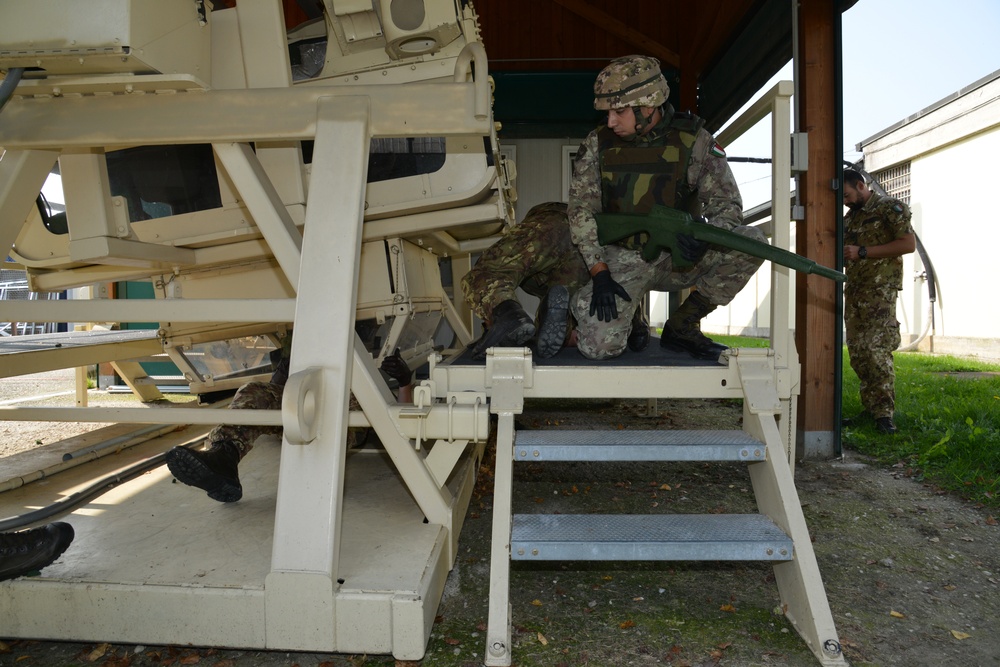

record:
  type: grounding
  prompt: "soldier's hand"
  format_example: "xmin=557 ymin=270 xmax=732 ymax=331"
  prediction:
xmin=676 ymin=233 xmax=709 ymax=263
xmin=590 ymin=270 xmax=631 ymax=322
xmin=380 ymin=349 xmax=412 ymax=387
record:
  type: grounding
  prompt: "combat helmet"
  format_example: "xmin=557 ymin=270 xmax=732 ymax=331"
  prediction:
xmin=593 ymin=55 xmax=669 ymax=111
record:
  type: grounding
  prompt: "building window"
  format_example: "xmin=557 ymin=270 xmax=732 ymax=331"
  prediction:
xmin=873 ymin=162 xmax=910 ymax=205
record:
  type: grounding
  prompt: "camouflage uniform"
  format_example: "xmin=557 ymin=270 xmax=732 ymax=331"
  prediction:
xmin=206 ymin=337 xmax=360 ymax=457
xmin=844 ymin=192 xmax=912 ymax=419
xmin=568 ymin=108 xmax=764 ymax=360
xmin=461 ymin=201 xmax=590 ymax=324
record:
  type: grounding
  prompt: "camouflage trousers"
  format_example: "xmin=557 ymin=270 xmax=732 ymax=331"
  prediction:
xmin=208 ymin=381 xmax=359 ymax=457
xmin=461 ymin=202 xmax=590 ymax=324
xmin=571 ymin=226 xmax=766 ymax=360
xmin=845 ymin=285 xmax=900 ymax=419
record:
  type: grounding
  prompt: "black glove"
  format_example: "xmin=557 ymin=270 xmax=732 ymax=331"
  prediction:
xmin=379 ymin=348 xmax=412 ymax=386
xmin=589 ymin=270 xmax=631 ymax=322
xmin=676 ymin=232 xmax=709 ymax=263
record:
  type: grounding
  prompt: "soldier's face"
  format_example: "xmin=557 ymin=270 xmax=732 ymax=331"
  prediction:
xmin=843 ymin=182 xmax=869 ymax=210
xmin=607 ymin=107 xmax=638 ymax=136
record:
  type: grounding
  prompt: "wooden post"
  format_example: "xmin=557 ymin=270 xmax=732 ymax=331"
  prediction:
xmin=795 ymin=0 xmax=839 ymax=458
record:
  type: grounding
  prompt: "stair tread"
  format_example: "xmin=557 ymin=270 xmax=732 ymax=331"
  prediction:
xmin=514 ymin=429 xmax=766 ymax=461
xmin=511 ymin=513 xmax=793 ymax=561
xmin=515 ymin=429 xmax=763 ymax=446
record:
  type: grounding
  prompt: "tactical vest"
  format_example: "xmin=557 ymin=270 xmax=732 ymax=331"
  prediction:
xmin=596 ymin=112 xmax=703 ymax=252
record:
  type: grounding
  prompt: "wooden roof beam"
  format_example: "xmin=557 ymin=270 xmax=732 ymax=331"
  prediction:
xmin=551 ymin=0 xmax=681 ymax=68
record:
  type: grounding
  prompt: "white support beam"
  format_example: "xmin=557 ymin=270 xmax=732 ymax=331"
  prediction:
xmin=265 ymin=96 xmax=371 ymax=650
xmin=0 ymin=84 xmax=491 ymax=150
xmin=1 ymin=298 xmax=296 ymax=323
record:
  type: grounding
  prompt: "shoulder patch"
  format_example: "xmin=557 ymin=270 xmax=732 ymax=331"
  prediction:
xmin=892 ymin=203 xmax=904 ymax=213
xmin=710 ymin=142 xmax=726 ymax=158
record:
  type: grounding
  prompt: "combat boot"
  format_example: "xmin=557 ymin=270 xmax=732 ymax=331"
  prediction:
xmin=628 ymin=308 xmax=650 ymax=352
xmin=166 ymin=440 xmax=243 ymax=503
xmin=471 ymin=299 xmax=535 ymax=359
xmin=875 ymin=417 xmax=898 ymax=434
xmin=659 ymin=292 xmax=726 ymax=359
xmin=0 ymin=522 xmax=75 ymax=581
xmin=534 ymin=285 xmax=569 ymax=359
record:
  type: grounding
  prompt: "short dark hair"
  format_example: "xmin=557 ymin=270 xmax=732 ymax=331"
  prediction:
xmin=843 ymin=168 xmax=866 ymax=188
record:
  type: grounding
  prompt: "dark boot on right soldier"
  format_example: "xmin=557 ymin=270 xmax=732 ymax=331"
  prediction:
xmin=627 ymin=308 xmax=650 ymax=352
xmin=470 ymin=299 xmax=535 ymax=359
xmin=166 ymin=440 xmax=243 ymax=503
xmin=535 ymin=285 xmax=570 ymax=359
xmin=659 ymin=292 xmax=726 ymax=359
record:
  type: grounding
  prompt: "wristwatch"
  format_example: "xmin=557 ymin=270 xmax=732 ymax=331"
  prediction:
xmin=858 ymin=246 xmax=867 ymax=259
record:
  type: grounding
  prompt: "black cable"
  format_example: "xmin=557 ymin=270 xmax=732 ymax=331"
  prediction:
xmin=0 ymin=67 xmax=24 ymax=113
xmin=0 ymin=439 xmax=205 ymax=532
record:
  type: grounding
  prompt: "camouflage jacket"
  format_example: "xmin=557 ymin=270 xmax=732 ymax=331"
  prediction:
xmin=567 ymin=109 xmax=743 ymax=269
xmin=844 ymin=192 xmax=912 ymax=291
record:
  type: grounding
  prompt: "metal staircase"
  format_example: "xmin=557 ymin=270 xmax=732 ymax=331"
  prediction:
xmin=460 ymin=347 xmax=848 ymax=667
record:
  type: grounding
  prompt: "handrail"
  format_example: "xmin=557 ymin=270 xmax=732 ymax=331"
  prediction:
xmin=453 ymin=40 xmax=490 ymax=121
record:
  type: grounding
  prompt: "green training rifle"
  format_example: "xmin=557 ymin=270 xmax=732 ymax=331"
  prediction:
xmin=594 ymin=204 xmax=845 ymax=282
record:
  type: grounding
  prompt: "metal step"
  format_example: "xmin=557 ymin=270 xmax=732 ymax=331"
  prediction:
xmin=513 ymin=429 xmax=766 ymax=462
xmin=511 ymin=514 xmax=793 ymax=562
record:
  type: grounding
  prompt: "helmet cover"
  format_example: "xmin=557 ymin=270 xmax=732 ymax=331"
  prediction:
xmin=594 ymin=55 xmax=669 ymax=110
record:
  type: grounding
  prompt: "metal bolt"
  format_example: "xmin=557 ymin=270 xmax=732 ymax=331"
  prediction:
xmin=766 ymin=548 xmax=774 ymax=556
xmin=780 ymin=549 xmax=788 ymax=556
xmin=516 ymin=548 xmax=524 ymax=556
xmin=533 ymin=450 xmax=540 ymax=457
xmin=531 ymin=549 xmax=538 ymax=556
xmin=489 ymin=641 xmax=506 ymax=657
xmin=518 ymin=450 xmax=526 ymax=458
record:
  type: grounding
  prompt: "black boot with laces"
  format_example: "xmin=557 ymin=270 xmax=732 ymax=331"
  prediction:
xmin=0 ymin=522 xmax=75 ymax=581
xmin=166 ymin=441 xmax=243 ymax=503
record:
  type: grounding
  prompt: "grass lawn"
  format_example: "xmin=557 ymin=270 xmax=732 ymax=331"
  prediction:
xmin=712 ymin=333 xmax=1000 ymax=508
xmin=841 ymin=349 xmax=1000 ymax=509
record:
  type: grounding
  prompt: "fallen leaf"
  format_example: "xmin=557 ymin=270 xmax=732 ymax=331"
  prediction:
xmin=986 ymin=515 xmax=997 ymax=526
xmin=619 ymin=620 xmax=635 ymax=629
xmin=443 ymin=637 xmax=460 ymax=646
xmin=660 ymin=484 xmax=672 ymax=491
xmin=180 ymin=655 xmax=201 ymax=665
xmin=0 ymin=641 xmax=8 ymax=653
xmin=537 ymin=632 xmax=548 ymax=645
xmin=943 ymin=584 xmax=957 ymax=591
xmin=720 ymin=604 xmax=736 ymax=613
xmin=87 ymin=644 xmax=111 ymax=662
xmin=951 ymin=630 xmax=971 ymax=640
xmin=531 ymin=599 xmax=543 ymax=606
xmin=890 ymin=610 xmax=906 ymax=618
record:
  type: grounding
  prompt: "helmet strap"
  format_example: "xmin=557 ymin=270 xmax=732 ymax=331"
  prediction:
xmin=632 ymin=106 xmax=649 ymax=135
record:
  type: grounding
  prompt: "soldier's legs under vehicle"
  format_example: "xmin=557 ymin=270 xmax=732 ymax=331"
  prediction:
xmin=166 ymin=382 xmax=362 ymax=502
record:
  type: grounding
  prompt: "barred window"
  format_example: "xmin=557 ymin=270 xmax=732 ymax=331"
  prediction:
xmin=873 ymin=162 xmax=910 ymax=205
